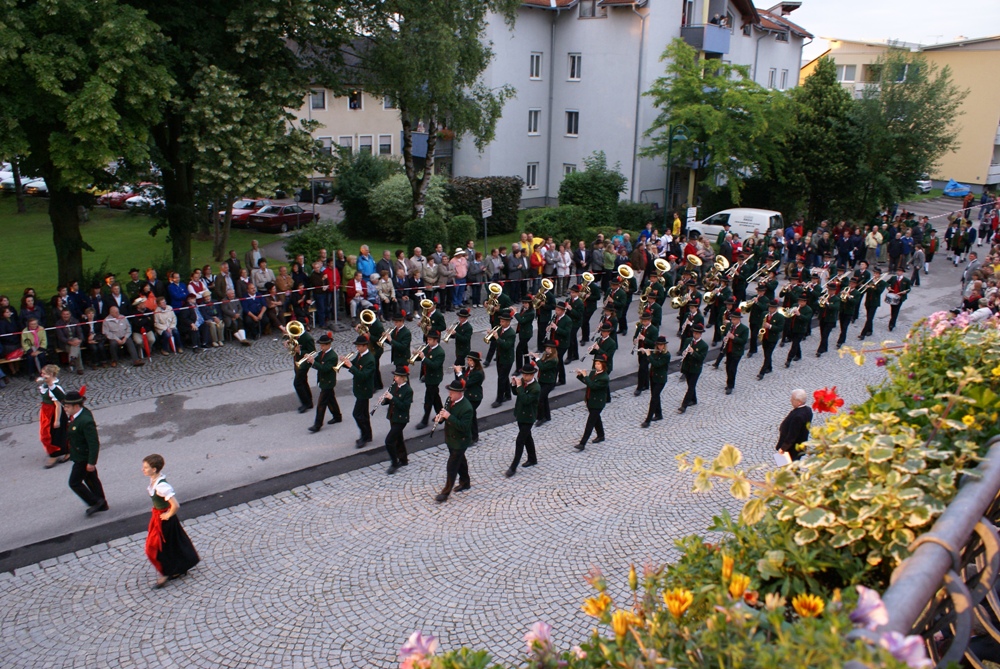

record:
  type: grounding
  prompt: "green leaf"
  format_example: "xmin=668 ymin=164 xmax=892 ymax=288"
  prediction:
xmin=905 ymin=506 xmax=932 ymax=527
xmin=895 ymin=487 xmax=922 ymax=501
xmin=715 ymin=444 xmax=743 ymax=469
xmin=797 ymin=507 xmax=835 ymax=528
xmin=741 ymin=498 xmax=768 ymax=525
xmin=794 ymin=528 xmax=819 ymax=546
xmin=820 ymin=458 xmax=852 ymax=475
xmin=868 ymin=446 xmax=895 ymax=463
xmin=730 ymin=478 xmax=752 ymax=500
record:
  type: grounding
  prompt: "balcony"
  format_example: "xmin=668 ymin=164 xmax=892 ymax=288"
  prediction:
xmin=403 ymin=131 xmax=453 ymax=159
xmin=994 ymin=124 xmax=1000 ymax=145
xmin=988 ymin=162 xmax=1000 ymax=184
xmin=680 ymin=23 xmax=731 ymax=55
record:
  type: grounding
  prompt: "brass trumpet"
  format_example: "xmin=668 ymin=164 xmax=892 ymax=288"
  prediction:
xmin=332 ymin=351 xmax=356 ymax=371
xmin=442 ymin=324 xmax=458 ymax=343
xmin=377 ymin=330 xmax=392 ymax=347
xmin=409 ymin=344 xmax=427 ymax=364
xmin=483 ymin=325 xmax=501 ymax=343
xmin=295 ymin=350 xmax=319 ymax=368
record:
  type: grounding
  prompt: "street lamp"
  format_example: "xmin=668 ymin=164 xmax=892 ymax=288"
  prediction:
xmin=663 ymin=124 xmax=689 ymax=216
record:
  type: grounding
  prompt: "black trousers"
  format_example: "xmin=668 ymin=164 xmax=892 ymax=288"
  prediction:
xmin=484 ymin=338 xmax=497 ymax=364
xmin=68 ymin=461 xmax=106 ymax=507
xmin=496 ymin=362 xmax=513 ymax=402
xmin=539 ymin=382 xmax=555 ymax=421
xmin=557 ymin=348 xmax=568 ymax=384
xmin=759 ymin=340 xmax=777 ymax=375
xmin=889 ymin=303 xmax=902 ymax=330
xmin=443 ymin=449 xmax=470 ymax=492
xmin=581 ymin=309 xmax=595 ymax=343
xmin=713 ymin=346 xmax=726 ymax=368
xmin=836 ymin=313 xmax=852 ymax=347
xmin=860 ymin=305 xmax=878 ymax=338
xmin=580 ymin=408 xmax=605 ymax=443
xmin=785 ymin=333 xmax=803 ymax=364
xmin=293 ymin=363 xmax=313 ymax=408
xmin=245 ymin=316 xmax=262 ymax=340
xmin=568 ymin=325 xmax=580 ymax=360
xmin=422 ymin=385 xmax=442 ymax=422
xmin=645 ymin=380 xmax=665 ymax=421
xmin=385 ymin=422 xmax=407 ymax=465
xmin=636 ymin=352 xmax=650 ymax=391
xmin=353 ymin=398 xmax=372 ymax=440
xmin=618 ymin=310 xmax=628 ymax=335
xmin=313 ymin=387 xmax=341 ymax=427
xmin=470 ymin=401 xmax=480 ymax=441
xmin=372 ymin=353 xmax=384 ymax=390
xmin=682 ymin=371 xmax=701 ymax=406
xmin=511 ymin=422 xmax=536 ymax=470
xmin=747 ymin=323 xmax=761 ymax=357
xmin=817 ymin=321 xmax=835 ymax=354
xmin=516 ymin=338 xmax=530 ymax=370
xmin=725 ymin=353 xmax=742 ymax=390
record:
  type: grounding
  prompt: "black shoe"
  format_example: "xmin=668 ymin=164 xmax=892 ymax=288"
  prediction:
xmin=483 ymin=361 xmax=491 ymax=368
xmin=712 ymin=364 xmax=720 ymax=370
xmin=784 ymin=361 xmax=791 ymax=368
xmin=794 ymin=356 xmax=801 ymax=361
xmin=435 ymin=493 xmax=450 ymax=502
xmin=328 ymin=417 xmax=342 ymax=424
xmin=504 ymin=467 xmax=516 ymax=478
xmin=746 ymin=353 xmax=753 ymax=359
xmin=677 ymin=405 xmax=687 ymax=414
xmin=633 ymin=389 xmax=642 ymax=396
xmin=816 ymin=352 xmax=822 ymax=357
xmin=651 ymin=415 xmax=662 ymax=422
xmin=85 ymin=501 xmax=109 ymax=517
xmin=454 ymin=482 xmax=471 ymax=492
xmin=522 ymin=460 xmax=537 ymax=467
xmin=534 ymin=419 xmax=545 ymax=427
xmin=355 ymin=438 xmax=370 ymax=448
xmin=387 ymin=464 xmax=399 ymax=475
xmin=491 ymin=401 xmax=502 ymax=408
xmin=556 ymin=380 xmax=566 ymax=386
xmin=640 ymin=420 xmax=650 ymax=428
xmin=725 ymin=387 xmax=733 ymax=395
xmin=593 ymin=436 xmax=605 ymax=444
xmin=297 ymin=405 xmax=310 ymax=414
xmin=308 ymin=425 xmax=321 ymax=433
xmin=415 ymin=421 xmax=428 ymax=430
xmin=574 ymin=442 xmax=586 ymax=451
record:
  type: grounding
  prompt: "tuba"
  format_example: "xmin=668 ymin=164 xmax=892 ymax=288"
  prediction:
xmin=713 ymin=255 xmax=731 ymax=274
xmin=580 ymin=272 xmax=595 ymax=301
xmin=652 ymin=258 xmax=671 ymax=285
xmin=283 ymin=320 xmax=305 ymax=353
xmin=532 ymin=278 xmax=553 ymax=310
xmin=418 ymin=298 xmax=434 ymax=335
xmin=670 ymin=294 xmax=690 ymax=310
xmin=684 ymin=254 xmax=703 ymax=272
xmin=484 ymin=283 xmax=503 ymax=315
xmin=356 ymin=309 xmax=376 ymax=336
xmin=618 ymin=265 xmax=634 ymax=291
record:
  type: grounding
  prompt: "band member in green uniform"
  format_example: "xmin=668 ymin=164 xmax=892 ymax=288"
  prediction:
xmin=291 ymin=326 xmax=315 ymax=414
xmin=580 ymin=280 xmax=601 ymax=344
xmin=308 ymin=333 xmax=342 ymax=432
xmin=379 ymin=365 xmax=413 ymax=474
xmin=757 ymin=299 xmax=785 ymax=379
xmin=647 ymin=296 xmax=663 ymax=330
xmin=784 ymin=295 xmax=812 ymax=368
xmin=423 ymin=301 xmax=447 ymax=344
xmin=815 ymin=282 xmax=841 ymax=357
xmin=600 ymin=304 xmax=618 ymax=344
xmin=515 ymin=297 xmax=534 ymax=370
xmin=388 ymin=311 xmax=412 ymax=366
xmin=722 ymin=310 xmax=749 ymax=394
xmin=451 ymin=308 xmax=474 ymax=365
xmin=575 ymin=354 xmax=609 ymax=450
xmin=858 ymin=268 xmax=886 ymax=339
xmin=836 ymin=278 xmax=859 ymax=348
xmin=415 ymin=330 xmax=445 ymax=429
xmin=536 ymin=285 xmax=556 ymax=353
xmin=611 ymin=277 xmax=628 ymax=335
xmin=746 ymin=283 xmax=769 ymax=359
xmin=456 ymin=352 xmax=485 ymax=441
xmin=367 ymin=312 xmax=386 ymax=391
xmin=340 ymin=335 xmax=375 ymax=447
xmin=506 ymin=364 xmax=540 ymax=477
xmin=678 ymin=322 xmax=708 ymax=413
xmin=531 ymin=340 xmax=559 ymax=425
xmin=491 ymin=310 xmax=516 ymax=407
xmin=709 ymin=276 xmax=733 ymax=345
xmin=550 ymin=301 xmax=572 ymax=385
xmin=594 ymin=323 xmax=618 ymax=377
xmin=633 ymin=309 xmax=658 ymax=396
xmin=678 ymin=298 xmax=704 ymax=354
xmin=639 ymin=335 xmax=670 ymax=428
xmin=64 ymin=390 xmax=109 ymax=516
xmin=886 ymin=266 xmax=911 ymax=332
xmin=853 ymin=260 xmax=873 ymax=323
xmin=483 ymin=289 xmax=512 ymax=366
xmin=567 ymin=284 xmax=585 ymax=361
xmin=434 ymin=378 xmax=474 ymax=503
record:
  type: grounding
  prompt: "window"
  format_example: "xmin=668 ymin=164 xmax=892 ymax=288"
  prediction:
xmin=310 ymin=90 xmax=326 ymax=110
xmin=683 ymin=0 xmax=695 ymax=26
xmin=767 ymin=68 xmax=777 ymax=88
xmin=836 ymin=64 xmax=857 ymax=82
xmin=725 ymin=11 xmax=735 ymax=32
xmin=359 ymin=135 xmax=373 ymax=155
xmin=383 ymin=96 xmax=397 ymax=110
xmin=528 ymin=109 xmax=541 ymax=135
xmin=569 ymin=53 xmax=582 ymax=81
xmin=348 ymin=90 xmax=363 ymax=110
xmin=526 ymin=163 xmax=538 ymax=190
xmin=529 ymin=52 xmax=542 ymax=80
xmin=338 ymin=136 xmax=353 ymax=152
xmin=317 ymin=136 xmax=333 ymax=155
xmin=565 ymin=110 xmax=579 ymax=137
xmin=564 ymin=164 xmax=577 ymax=176
xmin=579 ymin=0 xmax=606 ymax=18
xmin=378 ymin=134 xmax=392 ymax=155
xmin=775 ymin=31 xmax=789 ymax=42
xmin=780 ymin=69 xmax=788 ymax=90
xmin=742 ymin=24 xmax=752 ymax=36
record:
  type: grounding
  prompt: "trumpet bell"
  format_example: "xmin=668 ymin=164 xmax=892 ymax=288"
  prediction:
xmin=285 ymin=320 xmax=305 ymax=339
xmin=653 ymin=258 xmax=671 ymax=274
xmin=488 ymin=282 xmax=503 ymax=296
xmin=581 ymin=271 xmax=595 ymax=284
xmin=540 ymin=278 xmax=554 ymax=292
xmin=359 ymin=309 xmax=377 ymax=326
xmin=618 ymin=265 xmax=634 ymax=281
xmin=714 ymin=255 xmax=730 ymax=271
xmin=686 ymin=254 xmax=703 ymax=267
xmin=420 ymin=298 xmax=435 ymax=311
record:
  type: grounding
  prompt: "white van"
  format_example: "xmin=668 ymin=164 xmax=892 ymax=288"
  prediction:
xmin=686 ymin=208 xmax=784 ymax=243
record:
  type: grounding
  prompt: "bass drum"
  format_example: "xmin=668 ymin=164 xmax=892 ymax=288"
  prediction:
xmin=884 ymin=293 xmax=901 ymax=306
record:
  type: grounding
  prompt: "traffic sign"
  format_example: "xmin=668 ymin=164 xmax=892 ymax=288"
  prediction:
xmin=481 ymin=197 xmax=493 ymax=219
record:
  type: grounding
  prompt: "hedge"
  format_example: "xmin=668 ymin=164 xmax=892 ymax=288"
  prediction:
xmin=283 ymin=222 xmax=347 ymax=264
xmin=404 ymin=212 xmax=449 ymax=257
xmin=445 ymin=176 xmax=523 ymax=236
xmin=522 ymin=206 xmax=590 ymax=245
xmin=616 ymin=201 xmax=656 ymax=231
xmin=447 ymin=215 xmax=477 ymax=251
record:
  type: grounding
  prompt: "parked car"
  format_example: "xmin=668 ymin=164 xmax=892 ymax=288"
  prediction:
xmin=98 ymin=182 xmax=155 ymax=208
xmin=294 ymin=179 xmax=334 ymax=205
xmin=23 ymin=179 xmax=48 ymax=196
xmin=219 ymin=198 xmax=273 ymax=228
xmin=248 ymin=204 xmax=318 ymax=233
xmin=686 ymin=208 xmax=784 ymax=244
xmin=1 ymin=174 xmax=41 ymax=193
xmin=915 ymin=175 xmax=933 ymax=194
xmin=124 ymin=186 xmax=165 ymax=211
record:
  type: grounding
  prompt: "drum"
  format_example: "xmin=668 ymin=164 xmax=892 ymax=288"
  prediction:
xmin=884 ymin=293 xmax=901 ymax=306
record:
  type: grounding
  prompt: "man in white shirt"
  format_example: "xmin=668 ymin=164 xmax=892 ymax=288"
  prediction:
xmin=251 ymin=258 xmax=276 ymax=292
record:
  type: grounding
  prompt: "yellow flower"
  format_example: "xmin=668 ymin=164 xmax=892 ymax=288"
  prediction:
xmin=962 ymin=415 xmax=976 ymax=427
xmin=791 ymin=593 xmax=825 ymax=618
xmin=611 ymin=610 xmax=638 ymax=640
xmin=764 ymin=592 xmax=786 ymax=611
xmin=728 ymin=573 xmax=750 ymax=599
xmin=663 ymin=588 xmax=694 ymax=620
xmin=931 ymin=404 xmax=944 ymax=415
xmin=721 ymin=554 xmax=734 ymax=582
xmin=992 ymin=366 xmax=1000 ymax=378
xmin=582 ymin=593 xmax=612 ymax=618
xmin=628 ymin=564 xmax=638 ymax=592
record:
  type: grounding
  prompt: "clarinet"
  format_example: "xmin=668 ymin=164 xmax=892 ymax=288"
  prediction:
xmin=371 ymin=389 xmax=392 ymax=416
xmin=431 ymin=397 xmax=453 ymax=435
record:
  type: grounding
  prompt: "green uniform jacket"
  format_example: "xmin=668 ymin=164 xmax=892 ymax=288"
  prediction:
xmin=724 ymin=324 xmax=750 ymax=356
xmin=490 ymin=294 xmax=514 ymax=327
xmin=444 ymin=397 xmax=474 ymax=451
xmin=888 ymin=277 xmax=911 ymax=303
xmin=497 ymin=326 xmax=516 ymax=366
xmin=854 ymin=269 xmax=872 ymax=285
xmin=296 ymin=331 xmax=316 ymax=364
xmin=595 ymin=336 xmax=618 ymax=373
xmin=648 ymin=301 xmax=663 ymax=329
xmin=461 ymin=368 xmax=485 ymax=408
xmin=819 ymin=295 xmax=841 ymax=323
xmin=679 ymin=337 xmax=709 ymax=375
xmin=453 ymin=321 xmax=473 ymax=360
xmin=601 ymin=313 xmax=619 ymax=341
xmin=312 ymin=349 xmax=339 ymax=390
xmin=384 ymin=381 xmax=413 ymax=425
xmin=68 ymin=407 xmax=100 ymax=465
xmin=680 ymin=312 xmax=705 ymax=335
xmin=552 ymin=315 xmax=572 ymax=351
xmin=579 ymin=370 xmax=609 ymax=410
xmin=763 ymin=279 xmax=779 ymax=301
xmin=649 ymin=350 xmax=671 ymax=384
xmin=762 ymin=312 xmax=786 ymax=344
xmin=512 ymin=380 xmax=540 ymax=423
xmin=515 ymin=308 xmax=534 ymax=341
xmin=584 ymin=284 xmax=602 ymax=313
xmin=421 ymin=345 xmax=445 ymax=386
xmin=625 ymin=277 xmax=638 ymax=306
xmin=791 ymin=305 xmax=813 ymax=335
xmin=389 ymin=325 xmax=412 ymax=366
xmin=537 ymin=291 xmax=556 ymax=330
xmin=568 ymin=297 xmax=585 ymax=327
xmin=612 ymin=287 xmax=627 ymax=316
xmin=537 ymin=356 xmax=558 ymax=385
xmin=749 ymin=295 xmax=769 ymax=325
xmin=368 ymin=319 xmax=386 ymax=356
xmin=349 ymin=350 xmax=376 ymax=399
xmin=634 ymin=323 xmax=659 ymax=350
xmin=428 ymin=310 xmax=447 ymax=339
xmin=865 ymin=281 xmax=886 ymax=310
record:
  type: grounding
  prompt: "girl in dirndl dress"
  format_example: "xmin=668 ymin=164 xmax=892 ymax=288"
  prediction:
xmin=142 ymin=454 xmax=200 ymax=589
xmin=38 ymin=364 xmax=70 ymax=468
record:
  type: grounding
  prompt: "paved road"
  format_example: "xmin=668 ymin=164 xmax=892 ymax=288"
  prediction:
xmin=0 ymin=248 xmax=963 ymax=667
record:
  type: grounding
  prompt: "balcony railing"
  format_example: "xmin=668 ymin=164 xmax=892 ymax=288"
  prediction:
xmin=404 ymin=131 xmax=453 ymax=160
xmin=680 ymin=23 xmax=731 ymax=55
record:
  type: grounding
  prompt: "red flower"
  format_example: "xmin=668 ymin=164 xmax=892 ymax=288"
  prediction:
xmin=875 ymin=357 xmax=887 ymax=367
xmin=813 ymin=387 xmax=845 ymax=414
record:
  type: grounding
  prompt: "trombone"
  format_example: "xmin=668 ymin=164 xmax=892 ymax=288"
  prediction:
xmin=746 ymin=260 xmax=780 ymax=284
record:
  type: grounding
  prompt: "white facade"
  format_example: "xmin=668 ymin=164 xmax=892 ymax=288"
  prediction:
xmin=451 ymin=0 xmax=810 ymax=208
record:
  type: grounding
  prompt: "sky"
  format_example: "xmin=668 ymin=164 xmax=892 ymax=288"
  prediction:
xmin=792 ymin=0 xmax=1000 ymax=61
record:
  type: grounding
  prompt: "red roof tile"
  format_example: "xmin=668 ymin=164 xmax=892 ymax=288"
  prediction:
xmin=522 ymin=0 xmax=577 ymax=8
xmin=757 ymin=9 xmax=812 ymax=38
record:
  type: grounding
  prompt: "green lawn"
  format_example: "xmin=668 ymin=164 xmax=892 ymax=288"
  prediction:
xmin=907 ymin=188 xmax=945 ymax=202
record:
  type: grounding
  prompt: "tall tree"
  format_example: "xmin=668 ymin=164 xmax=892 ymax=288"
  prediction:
xmin=0 ymin=0 xmax=170 ymax=285
xmin=643 ymin=39 xmax=788 ymax=204
xmin=345 ymin=0 xmax=519 ymax=219
xmin=847 ymin=50 xmax=966 ymax=218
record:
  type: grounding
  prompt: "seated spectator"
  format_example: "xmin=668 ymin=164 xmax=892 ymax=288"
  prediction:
xmin=153 ymin=296 xmax=183 ymax=355
xmin=346 ymin=272 xmax=373 ymax=320
xmin=263 ymin=282 xmax=285 ymax=334
xmin=241 ymin=283 xmax=266 ymax=340
xmin=1 ymin=305 xmax=23 ymax=375
xmin=393 ymin=268 xmax=411 ymax=317
xmin=167 ymin=272 xmax=187 ymax=310
xmin=201 ymin=264 xmax=216 ymax=289
xmin=0 ymin=295 xmax=19 ymax=329
xmin=252 ymin=258 xmax=276 ymax=293
xmin=131 ymin=298 xmax=157 ymax=357
xmin=275 ymin=265 xmax=294 ymax=294
xmin=52 ymin=285 xmax=71 ymax=318
xmin=212 ymin=262 xmax=243 ymax=301
xmin=80 ymin=307 xmax=107 ymax=368
xmin=377 ymin=270 xmax=395 ymax=319
xmin=21 ymin=316 xmax=48 ymax=374
xmin=288 ymin=282 xmax=312 ymax=324
xmin=54 ymin=308 xmax=84 ymax=375
xmin=103 ymin=305 xmax=144 ymax=367
xmin=199 ymin=298 xmax=225 ymax=348
xmin=220 ymin=289 xmax=250 ymax=346
xmin=105 ymin=281 xmax=130 ymax=316
xmin=20 ymin=294 xmax=45 ymax=328
xmin=177 ymin=294 xmax=207 ymax=350
xmin=187 ymin=268 xmax=211 ymax=305
xmin=137 ymin=283 xmax=158 ymax=312
xmin=237 ymin=268 xmax=252 ymax=296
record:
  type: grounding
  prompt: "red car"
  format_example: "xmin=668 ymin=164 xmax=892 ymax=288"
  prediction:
xmin=98 ymin=182 xmax=156 ymax=209
xmin=248 ymin=204 xmax=318 ymax=233
xmin=219 ymin=198 xmax=273 ymax=229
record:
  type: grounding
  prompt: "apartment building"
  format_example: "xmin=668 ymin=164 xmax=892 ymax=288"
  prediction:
xmin=801 ymin=36 xmax=1000 ymax=193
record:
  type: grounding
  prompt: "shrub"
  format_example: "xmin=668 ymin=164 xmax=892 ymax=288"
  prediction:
xmin=404 ymin=212 xmax=449 ymax=257
xmin=558 ymin=151 xmax=628 ymax=226
xmin=333 ymin=152 xmax=401 ymax=238
xmin=447 ymin=214 xmax=478 ymax=251
xmin=522 ymin=206 xmax=589 ymax=245
xmin=368 ymin=174 xmax=449 ymax=240
xmin=283 ymin=221 xmax=346 ymax=264
xmin=445 ymin=176 xmax=523 ymax=236
xmin=616 ymin=201 xmax=656 ymax=231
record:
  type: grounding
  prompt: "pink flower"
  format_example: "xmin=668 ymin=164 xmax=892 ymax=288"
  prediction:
xmin=875 ymin=357 xmax=887 ymax=367
xmin=849 ymin=586 xmax=889 ymax=630
xmin=524 ymin=621 xmax=553 ymax=657
xmin=879 ymin=631 xmax=932 ymax=668
xmin=400 ymin=631 xmax=438 ymax=669
xmin=912 ymin=395 xmax=925 ymax=401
